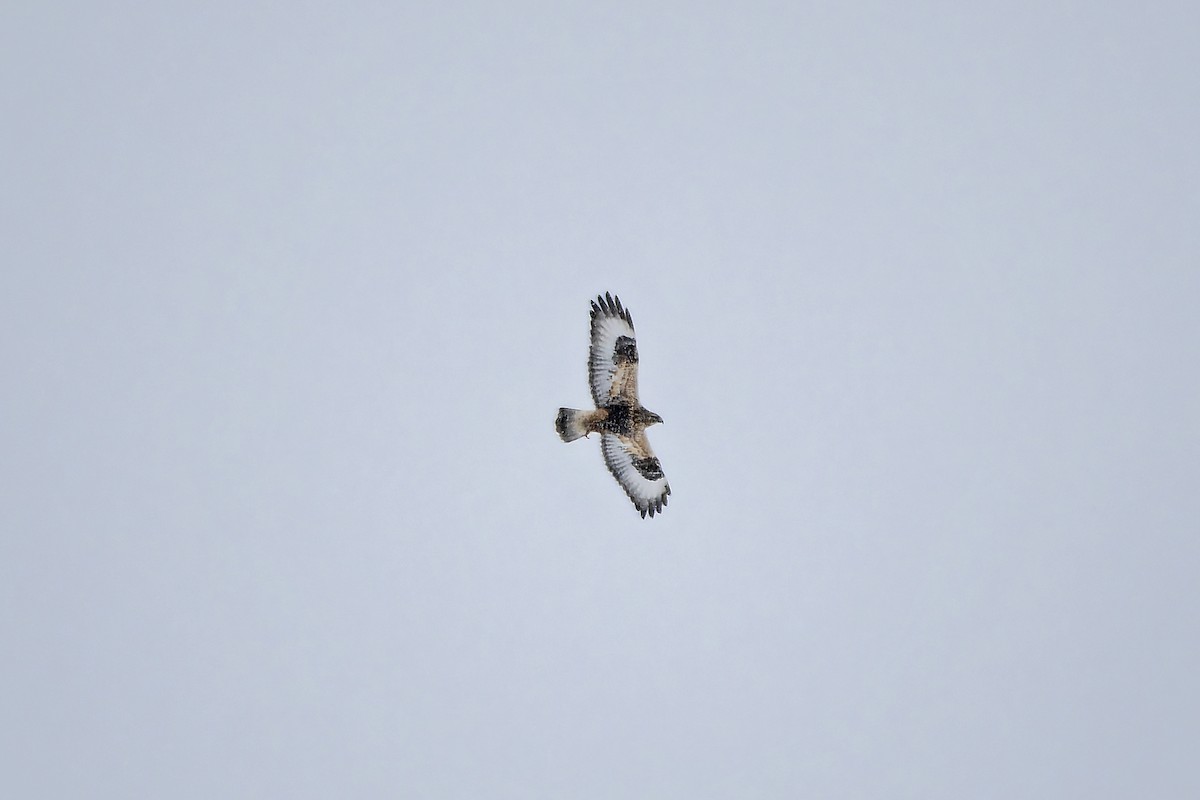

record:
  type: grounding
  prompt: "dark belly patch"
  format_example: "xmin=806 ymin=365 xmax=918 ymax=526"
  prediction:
xmin=599 ymin=403 xmax=632 ymax=436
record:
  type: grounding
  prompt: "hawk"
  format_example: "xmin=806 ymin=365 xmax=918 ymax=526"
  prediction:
xmin=556 ymin=292 xmax=671 ymax=518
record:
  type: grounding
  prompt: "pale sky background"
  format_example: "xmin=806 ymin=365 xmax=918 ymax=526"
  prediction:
xmin=2 ymin=2 xmax=1198 ymax=797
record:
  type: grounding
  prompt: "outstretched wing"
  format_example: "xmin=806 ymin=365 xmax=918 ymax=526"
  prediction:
xmin=589 ymin=292 xmax=640 ymax=406
xmin=601 ymin=432 xmax=670 ymax=518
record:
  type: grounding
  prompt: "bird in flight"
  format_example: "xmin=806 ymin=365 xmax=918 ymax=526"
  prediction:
xmin=556 ymin=293 xmax=671 ymax=518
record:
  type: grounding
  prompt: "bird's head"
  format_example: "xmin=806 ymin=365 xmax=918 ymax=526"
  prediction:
xmin=642 ymin=409 xmax=664 ymax=427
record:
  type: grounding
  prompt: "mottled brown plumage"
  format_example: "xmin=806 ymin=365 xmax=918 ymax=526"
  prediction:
xmin=556 ymin=293 xmax=670 ymax=518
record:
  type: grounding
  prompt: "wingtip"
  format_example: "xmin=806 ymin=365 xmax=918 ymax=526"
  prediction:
xmin=618 ymin=294 xmax=631 ymax=324
xmin=590 ymin=291 xmax=633 ymax=325
xmin=638 ymin=496 xmax=669 ymax=519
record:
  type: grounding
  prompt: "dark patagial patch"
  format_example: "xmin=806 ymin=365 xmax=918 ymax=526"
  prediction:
xmin=613 ymin=335 xmax=639 ymax=364
xmin=632 ymin=456 xmax=664 ymax=481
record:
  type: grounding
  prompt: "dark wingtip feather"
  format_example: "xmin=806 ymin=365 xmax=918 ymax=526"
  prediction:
xmin=590 ymin=292 xmax=634 ymax=326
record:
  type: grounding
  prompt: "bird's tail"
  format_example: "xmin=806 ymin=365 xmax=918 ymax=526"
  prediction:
xmin=556 ymin=408 xmax=592 ymax=442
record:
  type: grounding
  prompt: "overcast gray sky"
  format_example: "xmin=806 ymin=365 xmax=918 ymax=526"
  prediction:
xmin=3 ymin=2 xmax=1198 ymax=797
